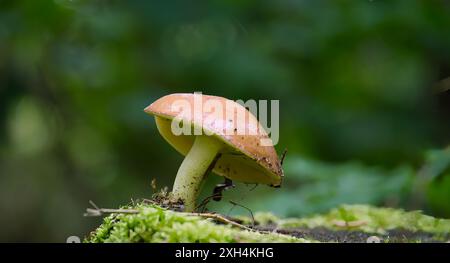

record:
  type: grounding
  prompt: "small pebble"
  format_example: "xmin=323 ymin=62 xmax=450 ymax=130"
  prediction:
xmin=367 ymin=236 xmax=381 ymax=243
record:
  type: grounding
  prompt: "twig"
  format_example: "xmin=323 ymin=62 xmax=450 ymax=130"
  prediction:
xmin=84 ymin=202 xmax=276 ymax=235
xmin=84 ymin=208 xmax=139 ymax=217
xmin=89 ymin=200 xmax=100 ymax=210
xmin=183 ymin=212 xmax=259 ymax=233
xmin=84 ymin=200 xmax=139 ymax=217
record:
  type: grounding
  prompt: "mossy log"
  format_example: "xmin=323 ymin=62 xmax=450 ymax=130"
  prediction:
xmin=86 ymin=204 xmax=450 ymax=243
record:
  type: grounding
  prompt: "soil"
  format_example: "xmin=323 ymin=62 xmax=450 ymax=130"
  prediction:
xmin=253 ymin=225 xmax=449 ymax=243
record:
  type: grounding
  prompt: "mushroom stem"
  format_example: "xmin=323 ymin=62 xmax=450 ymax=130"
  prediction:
xmin=172 ymin=135 xmax=222 ymax=211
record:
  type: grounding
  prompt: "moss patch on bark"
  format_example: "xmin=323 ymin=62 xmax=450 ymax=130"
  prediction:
xmin=86 ymin=204 xmax=450 ymax=243
xmin=85 ymin=204 xmax=309 ymax=243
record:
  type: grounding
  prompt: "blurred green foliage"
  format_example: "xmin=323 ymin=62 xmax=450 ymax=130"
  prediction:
xmin=0 ymin=0 xmax=449 ymax=241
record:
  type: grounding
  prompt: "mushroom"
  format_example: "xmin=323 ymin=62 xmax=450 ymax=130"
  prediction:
xmin=144 ymin=93 xmax=284 ymax=211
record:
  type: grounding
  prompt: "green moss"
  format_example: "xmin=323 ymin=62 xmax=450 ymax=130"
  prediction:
xmin=86 ymin=204 xmax=310 ymax=243
xmin=277 ymin=204 xmax=450 ymax=235
xmin=86 ymin=204 xmax=450 ymax=243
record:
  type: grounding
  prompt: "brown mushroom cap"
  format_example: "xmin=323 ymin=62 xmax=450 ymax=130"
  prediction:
xmin=145 ymin=93 xmax=283 ymax=187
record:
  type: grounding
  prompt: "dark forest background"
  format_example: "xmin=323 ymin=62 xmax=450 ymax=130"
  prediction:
xmin=0 ymin=0 xmax=449 ymax=242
